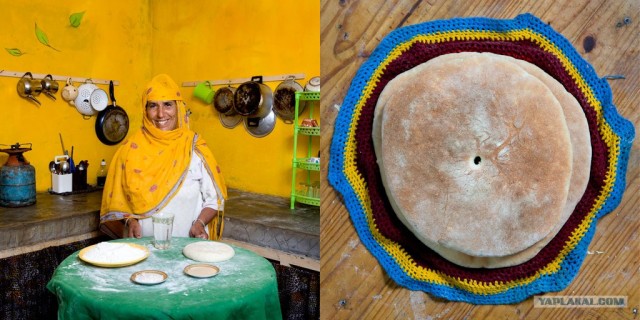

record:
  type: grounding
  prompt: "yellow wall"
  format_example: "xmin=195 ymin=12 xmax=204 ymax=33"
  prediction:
xmin=0 ymin=0 xmax=320 ymax=197
xmin=151 ymin=0 xmax=321 ymax=196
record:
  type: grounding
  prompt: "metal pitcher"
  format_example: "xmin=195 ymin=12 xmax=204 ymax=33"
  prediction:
xmin=17 ymin=72 xmax=43 ymax=105
xmin=41 ymin=74 xmax=59 ymax=100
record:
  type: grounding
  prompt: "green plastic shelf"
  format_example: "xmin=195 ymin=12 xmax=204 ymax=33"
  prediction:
xmin=294 ymin=193 xmax=320 ymax=206
xmin=297 ymin=92 xmax=320 ymax=101
xmin=294 ymin=159 xmax=320 ymax=171
xmin=291 ymin=90 xmax=320 ymax=209
xmin=298 ymin=127 xmax=320 ymax=136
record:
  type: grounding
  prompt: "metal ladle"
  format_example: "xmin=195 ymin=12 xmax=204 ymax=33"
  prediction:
xmin=60 ymin=161 xmax=69 ymax=174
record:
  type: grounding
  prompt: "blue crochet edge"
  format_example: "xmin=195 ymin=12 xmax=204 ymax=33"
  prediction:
xmin=328 ymin=13 xmax=635 ymax=304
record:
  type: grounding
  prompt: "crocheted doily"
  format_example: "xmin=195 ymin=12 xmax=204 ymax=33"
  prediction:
xmin=328 ymin=13 xmax=635 ymax=304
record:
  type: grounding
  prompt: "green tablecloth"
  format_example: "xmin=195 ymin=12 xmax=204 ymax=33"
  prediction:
xmin=47 ymin=237 xmax=282 ymax=320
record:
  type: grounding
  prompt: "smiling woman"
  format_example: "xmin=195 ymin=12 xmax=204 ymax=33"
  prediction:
xmin=146 ymin=100 xmax=178 ymax=131
xmin=99 ymin=74 xmax=228 ymax=242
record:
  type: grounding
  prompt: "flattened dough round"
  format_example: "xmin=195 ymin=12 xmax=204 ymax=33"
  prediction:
xmin=183 ymin=241 xmax=235 ymax=262
xmin=374 ymin=52 xmax=573 ymax=258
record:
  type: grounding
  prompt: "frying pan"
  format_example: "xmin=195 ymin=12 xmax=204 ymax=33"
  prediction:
xmin=95 ymin=81 xmax=130 ymax=145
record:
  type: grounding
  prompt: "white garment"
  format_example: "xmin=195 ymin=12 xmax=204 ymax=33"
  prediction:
xmin=139 ymin=153 xmax=219 ymax=237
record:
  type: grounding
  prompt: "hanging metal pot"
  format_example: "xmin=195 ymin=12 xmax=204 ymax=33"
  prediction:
xmin=273 ymin=75 xmax=304 ymax=124
xmin=16 ymin=72 xmax=43 ymax=105
xmin=214 ymin=85 xmax=237 ymax=115
xmin=214 ymin=85 xmax=243 ymax=128
xmin=234 ymin=76 xmax=272 ymax=118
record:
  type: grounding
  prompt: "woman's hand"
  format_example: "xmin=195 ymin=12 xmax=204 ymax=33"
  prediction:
xmin=189 ymin=219 xmax=208 ymax=239
xmin=127 ymin=218 xmax=142 ymax=238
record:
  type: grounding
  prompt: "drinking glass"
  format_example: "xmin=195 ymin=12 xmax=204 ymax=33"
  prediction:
xmin=152 ymin=212 xmax=174 ymax=249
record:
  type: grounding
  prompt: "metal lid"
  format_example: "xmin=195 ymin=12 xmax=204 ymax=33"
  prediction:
xmin=244 ymin=110 xmax=276 ymax=138
xmin=219 ymin=112 xmax=243 ymax=129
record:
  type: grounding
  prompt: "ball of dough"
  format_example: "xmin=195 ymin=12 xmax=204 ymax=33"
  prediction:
xmin=183 ymin=241 xmax=235 ymax=262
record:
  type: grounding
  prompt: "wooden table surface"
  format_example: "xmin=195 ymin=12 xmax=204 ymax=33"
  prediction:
xmin=319 ymin=1 xmax=639 ymax=319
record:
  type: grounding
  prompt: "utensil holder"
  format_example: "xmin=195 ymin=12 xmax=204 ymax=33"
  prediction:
xmin=52 ymin=173 xmax=72 ymax=193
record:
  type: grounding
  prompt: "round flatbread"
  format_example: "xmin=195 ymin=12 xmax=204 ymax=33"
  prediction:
xmin=183 ymin=241 xmax=235 ymax=263
xmin=374 ymin=53 xmax=591 ymax=268
xmin=373 ymin=52 xmax=573 ymax=258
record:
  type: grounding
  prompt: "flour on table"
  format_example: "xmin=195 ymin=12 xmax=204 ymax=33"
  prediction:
xmin=134 ymin=272 xmax=165 ymax=284
xmin=84 ymin=242 xmax=147 ymax=263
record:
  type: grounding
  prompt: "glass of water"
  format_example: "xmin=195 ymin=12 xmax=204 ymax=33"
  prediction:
xmin=152 ymin=212 xmax=174 ymax=249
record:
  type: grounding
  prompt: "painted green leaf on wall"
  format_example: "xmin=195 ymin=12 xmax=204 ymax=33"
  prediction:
xmin=5 ymin=48 xmax=25 ymax=56
xmin=69 ymin=12 xmax=85 ymax=28
xmin=35 ymin=22 xmax=60 ymax=52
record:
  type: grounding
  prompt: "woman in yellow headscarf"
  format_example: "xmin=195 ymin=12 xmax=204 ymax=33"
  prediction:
xmin=99 ymin=74 xmax=227 ymax=240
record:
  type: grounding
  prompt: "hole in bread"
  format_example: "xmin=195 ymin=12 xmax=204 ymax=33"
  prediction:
xmin=473 ymin=156 xmax=482 ymax=165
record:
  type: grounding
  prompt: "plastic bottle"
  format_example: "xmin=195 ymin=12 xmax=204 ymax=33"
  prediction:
xmin=97 ymin=159 xmax=107 ymax=187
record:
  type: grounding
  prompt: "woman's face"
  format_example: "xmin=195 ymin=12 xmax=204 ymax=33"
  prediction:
xmin=146 ymin=100 xmax=178 ymax=131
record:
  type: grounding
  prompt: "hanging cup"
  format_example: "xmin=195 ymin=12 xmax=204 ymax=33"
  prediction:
xmin=61 ymin=78 xmax=79 ymax=104
xmin=193 ymin=81 xmax=215 ymax=104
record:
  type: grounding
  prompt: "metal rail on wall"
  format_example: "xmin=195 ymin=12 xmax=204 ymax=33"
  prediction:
xmin=0 ymin=69 xmax=119 ymax=85
xmin=181 ymin=73 xmax=306 ymax=87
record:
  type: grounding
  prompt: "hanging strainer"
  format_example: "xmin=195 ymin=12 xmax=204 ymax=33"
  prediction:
xmin=74 ymin=80 xmax=98 ymax=118
xmin=90 ymin=88 xmax=109 ymax=112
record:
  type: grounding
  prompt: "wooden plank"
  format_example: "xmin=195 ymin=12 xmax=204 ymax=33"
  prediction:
xmin=320 ymin=0 xmax=640 ymax=318
xmin=0 ymin=70 xmax=119 ymax=85
xmin=181 ymin=73 xmax=306 ymax=87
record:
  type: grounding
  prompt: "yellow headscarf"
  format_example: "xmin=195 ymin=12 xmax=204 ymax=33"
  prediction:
xmin=100 ymin=74 xmax=228 ymax=240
